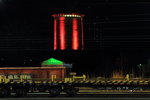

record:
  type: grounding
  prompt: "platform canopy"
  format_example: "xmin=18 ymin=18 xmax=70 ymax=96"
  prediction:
xmin=41 ymin=58 xmax=64 ymax=66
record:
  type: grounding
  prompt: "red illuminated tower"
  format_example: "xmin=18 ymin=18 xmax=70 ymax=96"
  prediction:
xmin=52 ymin=13 xmax=85 ymax=50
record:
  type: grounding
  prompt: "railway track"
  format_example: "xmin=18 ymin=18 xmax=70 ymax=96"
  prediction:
xmin=0 ymin=80 xmax=149 ymax=97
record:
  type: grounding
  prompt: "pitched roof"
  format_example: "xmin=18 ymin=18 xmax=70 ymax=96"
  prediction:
xmin=41 ymin=58 xmax=63 ymax=65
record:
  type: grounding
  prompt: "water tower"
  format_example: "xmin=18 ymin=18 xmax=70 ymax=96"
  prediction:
xmin=52 ymin=13 xmax=85 ymax=50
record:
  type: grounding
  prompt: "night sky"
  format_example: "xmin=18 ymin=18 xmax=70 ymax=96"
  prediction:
xmin=0 ymin=0 xmax=150 ymax=76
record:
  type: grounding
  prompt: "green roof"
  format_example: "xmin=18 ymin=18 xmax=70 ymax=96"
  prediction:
xmin=41 ymin=58 xmax=63 ymax=65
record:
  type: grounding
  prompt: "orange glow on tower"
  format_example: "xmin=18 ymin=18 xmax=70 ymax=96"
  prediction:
xmin=72 ymin=18 xmax=79 ymax=50
xmin=54 ymin=19 xmax=57 ymax=50
xmin=59 ymin=17 xmax=66 ymax=50
xmin=52 ymin=13 xmax=85 ymax=50
xmin=81 ymin=18 xmax=84 ymax=50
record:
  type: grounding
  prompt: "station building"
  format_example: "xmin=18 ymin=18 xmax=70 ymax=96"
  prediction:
xmin=0 ymin=58 xmax=72 ymax=81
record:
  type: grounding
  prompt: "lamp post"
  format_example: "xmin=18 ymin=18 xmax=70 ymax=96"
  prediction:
xmin=137 ymin=64 xmax=143 ymax=78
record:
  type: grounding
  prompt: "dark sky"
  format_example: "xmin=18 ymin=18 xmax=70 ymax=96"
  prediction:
xmin=0 ymin=0 xmax=150 ymax=76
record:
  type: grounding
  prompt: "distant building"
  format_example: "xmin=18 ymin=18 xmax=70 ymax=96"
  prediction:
xmin=0 ymin=58 xmax=72 ymax=81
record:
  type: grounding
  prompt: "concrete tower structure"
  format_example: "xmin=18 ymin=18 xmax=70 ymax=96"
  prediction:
xmin=52 ymin=13 xmax=85 ymax=50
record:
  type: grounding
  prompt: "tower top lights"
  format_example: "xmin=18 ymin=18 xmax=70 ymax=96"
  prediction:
xmin=52 ymin=13 xmax=85 ymax=18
